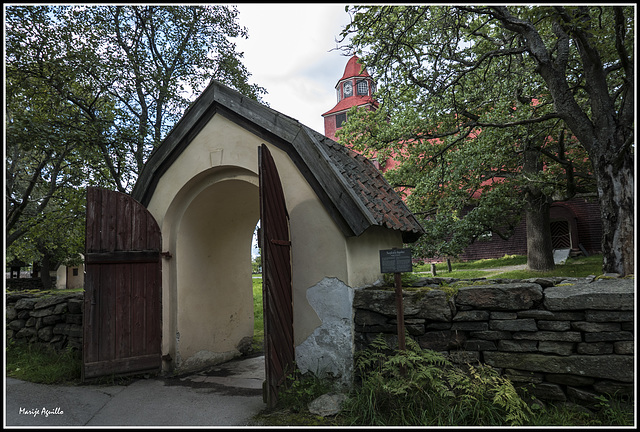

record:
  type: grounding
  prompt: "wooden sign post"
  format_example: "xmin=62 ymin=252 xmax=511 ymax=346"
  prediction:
xmin=380 ymin=248 xmax=412 ymax=352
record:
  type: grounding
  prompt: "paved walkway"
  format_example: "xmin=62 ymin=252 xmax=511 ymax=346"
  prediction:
xmin=477 ymin=264 xmax=527 ymax=274
xmin=5 ymin=355 xmax=267 ymax=427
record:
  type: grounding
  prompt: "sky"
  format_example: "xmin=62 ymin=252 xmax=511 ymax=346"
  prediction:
xmin=233 ymin=4 xmax=353 ymax=134
xmin=233 ymin=4 xmax=353 ymax=258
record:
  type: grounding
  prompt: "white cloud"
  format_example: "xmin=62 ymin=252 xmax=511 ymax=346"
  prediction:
xmin=234 ymin=3 xmax=352 ymax=133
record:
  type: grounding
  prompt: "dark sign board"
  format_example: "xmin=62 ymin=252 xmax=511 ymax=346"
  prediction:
xmin=380 ymin=248 xmax=413 ymax=274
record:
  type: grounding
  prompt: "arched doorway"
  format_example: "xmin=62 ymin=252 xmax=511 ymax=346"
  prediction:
xmin=163 ymin=167 xmax=260 ymax=372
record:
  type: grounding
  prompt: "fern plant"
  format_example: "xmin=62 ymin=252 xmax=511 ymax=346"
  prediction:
xmin=344 ymin=334 xmax=532 ymax=426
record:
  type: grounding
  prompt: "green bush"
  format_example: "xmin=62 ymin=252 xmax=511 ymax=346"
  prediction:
xmin=342 ymin=335 xmax=532 ymax=426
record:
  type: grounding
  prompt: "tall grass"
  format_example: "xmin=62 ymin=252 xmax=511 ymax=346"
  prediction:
xmin=6 ymin=341 xmax=81 ymax=384
xmin=525 ymin=394 xmax=635 ymax=426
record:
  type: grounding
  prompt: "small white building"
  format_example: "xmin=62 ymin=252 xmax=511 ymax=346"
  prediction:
xmin=55 ymin=258 xmax=84 ymax=290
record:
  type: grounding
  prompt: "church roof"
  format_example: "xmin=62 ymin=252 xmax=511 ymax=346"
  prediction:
xmin=338 ymin=55 xmax=371 ymax=81
xmin=132 ymin=81 xmax=423 ymax=243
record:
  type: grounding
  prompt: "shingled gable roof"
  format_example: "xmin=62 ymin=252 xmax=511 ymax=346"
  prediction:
xmin=132 ymin=80 xmax=424 ymax=243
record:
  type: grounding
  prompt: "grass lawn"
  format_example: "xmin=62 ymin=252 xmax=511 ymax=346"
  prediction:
xmin=413 ymin=254 xmax=604 ymax=279
xmin=252 ymin=275 xmax=264 ymax=352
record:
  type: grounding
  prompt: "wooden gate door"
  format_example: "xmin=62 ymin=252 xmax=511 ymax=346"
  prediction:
xmin=83 ymin=187 xmax=162 ymax=380
xmin=259 ymin=144 xmax=294 ymax=408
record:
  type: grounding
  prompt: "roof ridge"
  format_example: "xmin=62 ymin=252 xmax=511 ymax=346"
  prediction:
xmin=133 ymin=80 xmax=423 ymax=242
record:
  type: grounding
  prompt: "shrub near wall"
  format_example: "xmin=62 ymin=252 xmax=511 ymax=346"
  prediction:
xmin=6 ymin=292 xmax=84 ymax=351
xmin=353 ymin=276 xmax=635 ymax=408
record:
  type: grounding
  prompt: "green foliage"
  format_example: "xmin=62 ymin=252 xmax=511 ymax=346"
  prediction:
xmin=5 ymin=21 xmax=103 ymax=261
xmin=496 ymin=255 xmax=603 ymax=279
xmin=251 ymin=254 xmax=262 ymax=274
xmin=524 ymin=394 xmax=634 ymax=427
xmin=343 ymin=335 xmax=532 ymax=426
xmin=5 ymin=4 xmax=268 ymax=267
xmin=413 ymin=254 xmax=528 ymax=273
xmin=337 ymin=5 xmax=634 ymax=275
xmin=6 ymin=341 xmax=81 ymax=385
xmin=591 ymin=394 xmax=635 ymax=426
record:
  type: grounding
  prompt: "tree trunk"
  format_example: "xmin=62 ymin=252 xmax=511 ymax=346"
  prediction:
xmin=40 ymin=253 xmax=52 ymax=290
xmin=523 ymin=142 xmax=555 ymax=272
xmin=525 ymin=193 xmax=555 ymax=272
xmin=595 ymin=152 xmax=635 ymax=276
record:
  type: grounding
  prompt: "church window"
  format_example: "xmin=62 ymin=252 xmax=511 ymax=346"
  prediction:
xmin=357 ymin=80 xmax=368 ymax=96
xmin=336 ymin=112 xmax=347 ymax=128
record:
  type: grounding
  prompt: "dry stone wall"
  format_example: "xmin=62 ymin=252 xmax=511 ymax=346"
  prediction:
xmin=6 ymin=292 xmax=84 ymax=351
xmin=353 ymin=276 xmax=635 ymax=407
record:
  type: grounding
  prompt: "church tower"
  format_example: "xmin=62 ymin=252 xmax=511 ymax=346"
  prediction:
xmin=322 ymin=55 xmax=378 ymax=141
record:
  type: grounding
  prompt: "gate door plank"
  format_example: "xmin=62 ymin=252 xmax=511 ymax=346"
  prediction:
xmin=83 ymin=187 xmax=162 ymax=380
xmin=259 ymin=144 xmax=294 ymax=408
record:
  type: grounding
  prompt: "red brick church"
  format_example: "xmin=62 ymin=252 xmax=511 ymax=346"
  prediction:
xmin=322 ymin=55 xmax=602 ymax=260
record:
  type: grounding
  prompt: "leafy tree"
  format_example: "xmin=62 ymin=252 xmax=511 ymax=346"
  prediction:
xmin=6 ymin=5 xmax=265 ymax=193
xmin=5 ymin=5 xmax=266 ymax=277
xmin=338 ymin=6 xmax=633 ymax=275
xmin=6 ymin=58 xmax=107 ymax=287
xmin=252 ymin=254 xmax=262 ymax=274
xmin=84 ymin=5 xmax=266 ymax=187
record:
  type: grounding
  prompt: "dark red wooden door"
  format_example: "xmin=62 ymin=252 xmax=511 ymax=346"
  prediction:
xmin=83 ymin=187 xmax=162 ymax=380
xmin=259 ymin=144 xmax=294 ymax=408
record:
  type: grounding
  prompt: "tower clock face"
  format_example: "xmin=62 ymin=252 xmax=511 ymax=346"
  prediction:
xmin=343 ymin=82 xmax=353 ymax=97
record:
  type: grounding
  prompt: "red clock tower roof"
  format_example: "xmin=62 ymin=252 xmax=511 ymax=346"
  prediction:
xmin=338 ymin=55 xmax=372 ymax=81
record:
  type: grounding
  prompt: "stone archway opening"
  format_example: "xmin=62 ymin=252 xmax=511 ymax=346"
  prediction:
xmin=174 ymin=177 xmax=260 ymax=371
